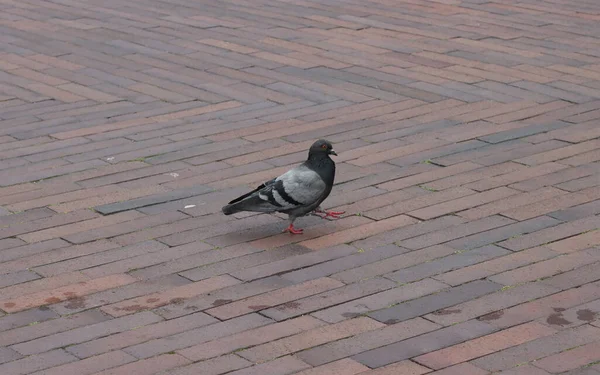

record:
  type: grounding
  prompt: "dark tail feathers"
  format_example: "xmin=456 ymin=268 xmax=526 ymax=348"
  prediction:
xmin=222 ymin=203 xmax=238 ymax=215
xmin=222 ymin=181 xmax=269 ymax=216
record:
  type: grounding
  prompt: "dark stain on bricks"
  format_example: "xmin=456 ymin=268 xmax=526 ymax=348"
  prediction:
xmin=342 ymin=312 xmax=362 ymax=318
xmin=553 ymin=307 xmax=566 ymax=312
xmin=479 ymin=310 xmax=504 ymax=321
xmin=3 ymin=302 xmax=16 ymax=308
xmin=63 ymin=292 xmax=76 ymax=296
xmin=170 ymin=298 xmax=185 ymax=305
xmin=116 ymin=305 xmax=147 ymax=312
xmin=248 ymin=305 xmax=270 ymax=310
xmin=146 ymin=298 xmax=160 ymax=303
xmin=212 ymin=299 xmax=233 ymax=307
xmin=64 ymin=296 xmax=86 ymax=310
xmin=577 ymin=309 xmax=597 ymax=322
xmin=547 ymin=312 xmax=571 ymax=326
xmin=45 ymin=297 xmax=62 ymax=304
xmin=433 ymin=308 xmax=461 ymax=315
xmin=185 ymin=305 xmax=198 ymax=310
xmin=276 ymin=301 xmax=301 ymax=310
xmin=39 ymin=305 xmax=50 ymax=311
xmin=384 ymin=319 xmax=399 ymax=325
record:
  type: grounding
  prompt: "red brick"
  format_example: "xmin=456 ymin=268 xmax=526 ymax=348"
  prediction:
xmin=546 ymin=230 xmax=600 ymax=253
xmin=352 ymin=319 xmax=497 ymax=368
xmin=498 ymin=215 xmax=600 ymax=251
xmin=123 ymin=314 xmax=272 ymax=359
xmin=534 ymin=341 xmax=600 ymax=373
xmin=484 ymin=280 xmax=600 ymax=329
xmin=178 ymin=316 xmax=324 ymax=361
xmin=10 ymin=311 xmax=162 ymax=355
xmin=32 ymin=240 xmax=168 ymax=277
xmin=292 ymin=358 xmax=369 ymax=375
xmin=501 ymin=188 xmax=600 ymax=220
xmin=0 ymin=349 xmax=77 ymax=375
xmin=18 ymin=210 xmax=146 ymax=243
xmin=91 ymin=353 xmax=191 ymax=375
xmin=472 ymin=324 xmax=600 ymax=372
xmin=357 ymin=360 xmax=431 ymax=375
xmin=237 ymin=317 xmax=384 ymax=363
xmin=299 ymin=215 xmax=417 ymax=250
xmin=435 ymin=246 xmax=559 ymax=286
xmin=297 ymin=317 xmax=440 ymax=366
xmin=263 ymin=277 xmax=396 ymax=321
xmin=465 ymin=162 xmax=569 ymax=191
xmin=428 ymin=363 xmax=489 ymax=375
xmin=457 ymin=187 xmax=565 ymax=220
xmin=516 ymin=139 xmax=600 ymax=166
xmin=66 ymin=312 xmax=217 ymax=358
xmin=377 ymin=162 xmax=482 ymax=191
xmin=205 ymin=277 xmax=344 ymax=320
xmin=413 ymin=322 xmax=556 ymax=369
xmin=30 ymin=350 xmax=136 ymax=375
xmin=313 ymin=278 xmax=448 ymax=323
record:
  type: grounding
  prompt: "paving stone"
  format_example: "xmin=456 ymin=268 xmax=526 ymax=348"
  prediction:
xmin=471 ymin=325 xmax=600 ymax=372
xmin=413 ymin=322 xmax=557 ymax=369
xmin=177 ymin=316 xmax=325 ymax=361
xmin=352 ymin=319 xmax=498 ymax=368
xmin=0 ymin=349 xmax=78 ymax=375
xmin=368 ymin=280 xmax=503 ymax=324
xmin=237 ymin=317 xmax=384 ymax=363
xmin=296 ymin=317 xmax=441 ymax=366
xmin=94 ymin=185 xmax=213 ymax=214
xmin=205 ymin=277 xmax=345 ymax=320
xmin=101 ymin=275 xmax=241 ymax=317
xmin=312 ymin=278 xmax=450 ymax=323
xmin=10 ymin=311 xmax=163 ymax=355
xmin=65 ymin=312 xmax=218 ymax=359
xmin=123 ymin=314 xmax=273 ymax=359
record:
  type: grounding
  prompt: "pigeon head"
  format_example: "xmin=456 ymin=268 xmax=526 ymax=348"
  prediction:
xmin=309 ymin=139 xmax=337 ymax=157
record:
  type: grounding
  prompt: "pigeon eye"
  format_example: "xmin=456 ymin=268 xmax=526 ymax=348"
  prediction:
xmin=321 ymin=144 xmax=327 ymax=149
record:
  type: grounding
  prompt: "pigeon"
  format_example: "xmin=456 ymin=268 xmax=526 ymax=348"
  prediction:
xmin=222 ymin=139 xmax=344 ymax=234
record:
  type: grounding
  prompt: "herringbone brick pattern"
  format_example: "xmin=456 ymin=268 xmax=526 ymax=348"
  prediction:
xmin=1 ymin=0 xmax=600 ymax=373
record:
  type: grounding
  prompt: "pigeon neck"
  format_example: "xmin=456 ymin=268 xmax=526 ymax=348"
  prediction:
xmin=306 ymin=153 xmax=335 ymax=185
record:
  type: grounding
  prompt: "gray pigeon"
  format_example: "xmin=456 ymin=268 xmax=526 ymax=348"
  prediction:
xmin=222 ymin=139 xmax=343 ymax=234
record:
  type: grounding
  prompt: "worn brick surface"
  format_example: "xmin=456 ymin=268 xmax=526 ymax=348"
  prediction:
xmin=2 ymin=1 xmax=600 ymax=374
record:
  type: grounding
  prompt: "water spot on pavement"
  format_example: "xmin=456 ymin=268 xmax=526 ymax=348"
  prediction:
xmin=479 ymin=310 xmax=504 ymax=321
xmin=547 ymin=312 xmax=571 ymax=326
xmin=577 ymin=309 xmax=597 ymax=322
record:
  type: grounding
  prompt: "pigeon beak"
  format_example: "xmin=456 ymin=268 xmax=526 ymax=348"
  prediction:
xmin=330 ymin=150 xmax=338 ymax=156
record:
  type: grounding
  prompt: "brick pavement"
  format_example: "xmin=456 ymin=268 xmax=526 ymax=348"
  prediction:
xmin=1 ymin=0 xmax=600 ymax=373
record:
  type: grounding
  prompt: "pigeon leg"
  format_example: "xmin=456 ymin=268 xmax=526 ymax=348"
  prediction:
xmin=314 ymin=208 xmax=345 ymax=219
xmin=283 ymin=218 xmax=303 ymax=234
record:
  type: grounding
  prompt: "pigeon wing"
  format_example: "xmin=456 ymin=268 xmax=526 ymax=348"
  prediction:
xmin=222 ymin=165 xmax=326 ymax=214
xmin=269 ymin=165 xmax=327 ymax=209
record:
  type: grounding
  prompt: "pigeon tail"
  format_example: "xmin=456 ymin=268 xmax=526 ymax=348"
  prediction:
xmin=221 ymin=203 xmax=238 ymax=215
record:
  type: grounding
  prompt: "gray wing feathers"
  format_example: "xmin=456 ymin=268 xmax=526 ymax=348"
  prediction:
xmin=223 ymin=165 xmax=326 ymax=215
xmin=275 ymin=166 xmax=326 ymax=206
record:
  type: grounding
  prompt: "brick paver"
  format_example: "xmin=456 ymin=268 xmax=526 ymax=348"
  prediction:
xmin=1 ymin=0 xmax=600 ymax=373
